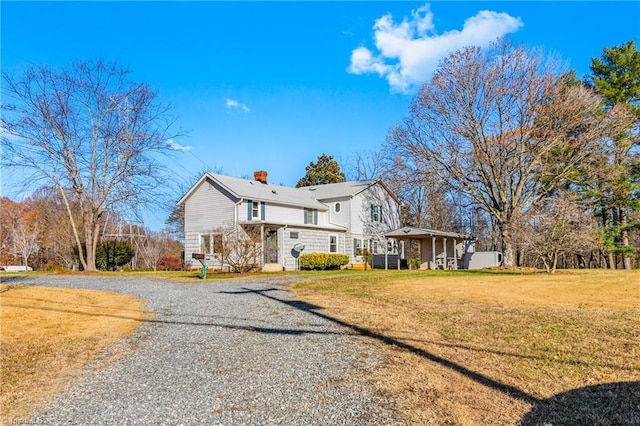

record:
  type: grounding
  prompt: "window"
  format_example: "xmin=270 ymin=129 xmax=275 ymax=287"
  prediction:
xmin=247 ymin=200 xmax=265 ymax=221
xmin=329 ymin=235 xmax=337 ymax=253
xmin=354 ymin=238 xmax=370 ymax=256
xmin=200 ymin=234 xmax=211 ymax=254
xmin=371 ymin=205 xmax=381 ymax=222
xmin=212 ymin=234 xmax=223 ymax=254
xmin=334 ymin=202 xmax=341 ymax=213
xmin=290 ymin=232 xmax=299 ymax=239
xmin=200 ymin=234 xmax=223 ymax=254
xmin=304 ymin=208 xmax=317 ymax=225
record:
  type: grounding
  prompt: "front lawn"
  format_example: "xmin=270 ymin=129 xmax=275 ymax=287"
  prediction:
xmin=292 ymin=269 xmax=640 ymax=425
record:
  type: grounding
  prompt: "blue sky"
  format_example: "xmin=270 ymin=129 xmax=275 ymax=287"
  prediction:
xmin=2 ymin=1 xmax=639 ymax=230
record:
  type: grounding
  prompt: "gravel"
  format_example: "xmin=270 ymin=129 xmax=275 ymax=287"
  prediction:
xmin=7 ymin=274 xmax=398 ymax=425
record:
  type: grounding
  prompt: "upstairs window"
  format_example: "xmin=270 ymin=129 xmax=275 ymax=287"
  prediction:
xmin=304 ymin=208 xmax=318 ymax=225
xmin=371 ymin=204 xmax=381 ymax=222
xmin=247 ymin=200 xmax=265 ymax=221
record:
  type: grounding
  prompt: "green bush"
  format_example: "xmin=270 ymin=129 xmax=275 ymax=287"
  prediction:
xmin=410 ymin=257 xmax=421 ymax=270
xmin=299 ymin=253 xmax=349 ymax=270
xmin=96 ymin=240 xmax=134 ymax=271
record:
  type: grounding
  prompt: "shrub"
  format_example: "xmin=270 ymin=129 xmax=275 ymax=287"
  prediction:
xmin=95 ymin=240 xmax=134 ymax=271
xmin=410 ymin=257 xmax=421 ymax=270
xmin=299 ymin=253 xmax=349 ymax=270
xmin=157 ymin=254 xmax=184 ymax=271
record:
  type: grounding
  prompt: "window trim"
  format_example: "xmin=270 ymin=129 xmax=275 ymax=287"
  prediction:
xmin=329 ymin=234 xmax=338 ymax=253
xmin=304 ymin=208 xmax=318 ymax=225
xmin=334 ymin=202 xmax=341 ymax=214
xmin=200 ymin=233 xmax=223 ymax=255
xmin=371 ymin=204 xmax=381 ymax=222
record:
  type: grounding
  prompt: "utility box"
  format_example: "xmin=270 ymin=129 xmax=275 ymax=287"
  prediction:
xmin=463 ymin=251 xmax=503 ymax=270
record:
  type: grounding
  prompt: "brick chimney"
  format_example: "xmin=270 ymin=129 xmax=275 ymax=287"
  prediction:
xmin=254 ymin=170 xmax=267 ymax=184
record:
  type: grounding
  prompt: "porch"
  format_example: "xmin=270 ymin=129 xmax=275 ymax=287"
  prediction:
xmin=383 ymin=227 xmax=474 ymax=270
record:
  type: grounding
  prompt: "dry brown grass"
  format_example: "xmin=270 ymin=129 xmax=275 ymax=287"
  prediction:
xmin=0 ymin=284 xmax=150 ymax=422
xmin=292 ymin=269 xmax=640 ymax=425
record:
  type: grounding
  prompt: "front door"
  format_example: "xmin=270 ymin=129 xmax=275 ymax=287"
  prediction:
xmin=264 ymin=228 xmax=278 ymax=263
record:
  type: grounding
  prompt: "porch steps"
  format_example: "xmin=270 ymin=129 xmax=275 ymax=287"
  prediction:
xmin=349 ymin=262 xmax=371 ymax=271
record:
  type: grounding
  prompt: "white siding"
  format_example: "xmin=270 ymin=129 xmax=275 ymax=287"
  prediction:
xmin=281 ymin=227 xmax=348 ymax=270
xmin=322 ymin=197 xmax=351 ymax=229
xmin=183 ymin=178 xmax=238 ymax=267
xmin=349 ymin=183 xmax=400 ymax=236
xmin=239 ymin=201 xmax=331 ymax=227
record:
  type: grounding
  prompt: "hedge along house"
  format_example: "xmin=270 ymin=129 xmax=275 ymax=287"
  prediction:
xmin=178 ymin=171 xmax=402 ymax=271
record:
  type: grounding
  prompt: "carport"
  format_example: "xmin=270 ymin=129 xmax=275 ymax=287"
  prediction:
xmin=384 ymin=226 xmax=474 ymax=270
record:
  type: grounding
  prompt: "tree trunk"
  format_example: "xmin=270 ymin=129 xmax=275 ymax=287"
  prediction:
xmin=498 ymin=221 xmax=515 ymax=267
xmin=620 ymin=209 xmax=632 ymax=270
xmin=83 ymin=214 xmax=98 ymax=272
xmin=58 ymin=185 xmax=89 ymax=271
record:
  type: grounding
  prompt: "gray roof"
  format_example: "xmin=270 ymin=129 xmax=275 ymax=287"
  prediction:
xmin=208 ymin=173 xmax=326 ymax=209
xmin=299 ymin=180 xmax=377 ymax=200
xmin=384 ymin=226 xmax=472 ymax=240
xmin=179 ymin=173 xmax=398 ymax=209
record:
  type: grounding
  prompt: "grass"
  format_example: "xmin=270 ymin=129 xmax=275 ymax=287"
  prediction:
xmin=291 ymin=269 xmax=640 ymax=425
xmin=0 ymin=284 xmax=151 ymax=423
xmin=1 ymin=269 xmax=637 ymax=424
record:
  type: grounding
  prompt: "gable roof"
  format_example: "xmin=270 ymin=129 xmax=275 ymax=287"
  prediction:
xmin=178 ymin=173 xmax=400 ymax=208
xmin=384 ymin=226 xmax=472 ymax=240
xmin=178 ymin=173 xmax=325 ymax=209
xmin=299 ymin=179 xmax=402 ymax=205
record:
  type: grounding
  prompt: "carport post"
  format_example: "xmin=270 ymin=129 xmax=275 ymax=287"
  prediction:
xmin=384 ymin=237 xmax=388 ymax=270
xmin=431 ymin=235 xmax=436 ymax=270
xmin=453 ymin=238 xmax=458 ymax=270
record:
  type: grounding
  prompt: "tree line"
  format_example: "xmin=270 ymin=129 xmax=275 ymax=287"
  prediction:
xmin=348 ymin=39 xmax=639 ymax=271
xmin=0 ymin=187 xmax=184 ymax=271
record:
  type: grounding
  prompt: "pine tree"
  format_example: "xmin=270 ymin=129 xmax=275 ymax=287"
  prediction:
xmin=587 ymin=40 xmax=640 ymax=269
xmin=296 ymin=154 xmax=346 ymax=188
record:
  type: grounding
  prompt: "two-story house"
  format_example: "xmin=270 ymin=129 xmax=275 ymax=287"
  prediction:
xmin=178 ymin=171 xmax=402 ymax=271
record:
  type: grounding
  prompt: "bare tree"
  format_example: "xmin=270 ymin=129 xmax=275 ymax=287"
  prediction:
xmin=523 ymin=191 xmax=601 ymax=272
xmin=1 ymin=60 xmax=178 ymax=271
xmin=387 ymin=39 xmax=618 ymax=266
xmin=222 ymin=225 xmax=262 ymax=273
xmin=11 ymin=220 xmax=39 ymax=267
xmin=138 ymin=229 xmax=176 ymax=272
xmin=347 ymin=150 xmax=385 ymax=181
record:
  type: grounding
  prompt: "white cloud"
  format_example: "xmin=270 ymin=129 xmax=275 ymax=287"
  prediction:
xmin=166 ymin=139 xmax=192 ymax=152
xmin=347 ymin=3 xmax=523 ymax=93
xmin=225 ymin=98 xmax=250 ymax=113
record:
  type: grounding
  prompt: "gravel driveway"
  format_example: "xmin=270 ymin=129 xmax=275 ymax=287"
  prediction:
xmin=9 ymin=275 xmax=397 ymax=425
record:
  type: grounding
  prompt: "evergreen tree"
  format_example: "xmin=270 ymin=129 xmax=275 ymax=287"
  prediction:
xmin=296 ymin=154 xmax=346 ymax=188
xmin=587 ymin=40 xmax=640 ymax=269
